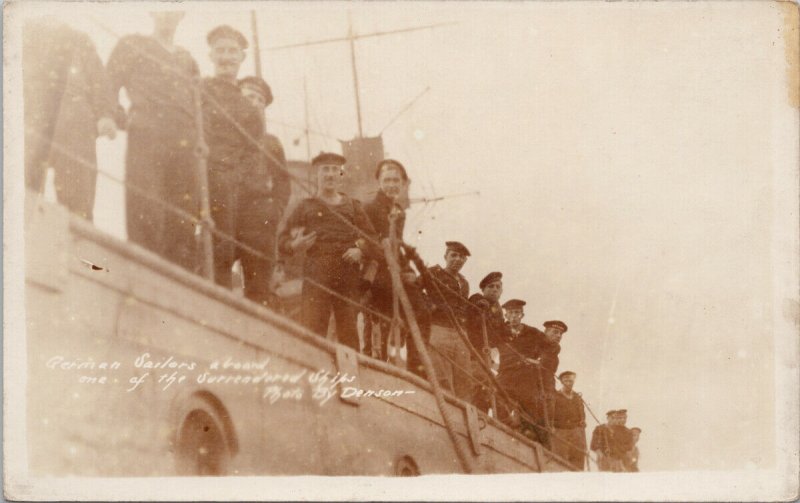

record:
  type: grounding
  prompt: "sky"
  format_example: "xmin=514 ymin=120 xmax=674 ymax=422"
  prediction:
xmin=15 ymin=1 xmax=798 ymax=472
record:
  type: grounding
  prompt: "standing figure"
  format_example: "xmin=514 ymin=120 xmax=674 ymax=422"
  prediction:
xmin=107 ymin=11 xmax=200 ymax=270
xmin=496 ymin=299 xmax=546 ymax=442
xmin=551 ymin=371 xmax=587 ymax=471
xmin=278 ymin=152 xmax=378 ymax=351
xmin=23 ymin=18 xmax=117 ymax=220
xmin=363 ymin=159 xmax=430 ymax=375
xmin=590 ymin=410 xmax=615 ymax=471
xmin=236 ymin=76 xmax=291 ymax=307
xmin=523 ymin=319 xmax=567 ymax=448
xmin=466 ymin=271 xmax=507 ymax=412
xmin=537 ymin=320 xmax=566 ymax=395
xmin=423 ymin=241 xmax=472 ymax=401
xmin=201 ymin=25 xmax=264 ymax=287
xmin=625 ymin=427 xmax=642 ymax=472
xmin=609 ymin=409 xmax=635 ymax=471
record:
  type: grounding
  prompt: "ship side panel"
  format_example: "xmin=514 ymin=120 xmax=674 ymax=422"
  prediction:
xmin=25 ymin=199 xmax=562 ymax=476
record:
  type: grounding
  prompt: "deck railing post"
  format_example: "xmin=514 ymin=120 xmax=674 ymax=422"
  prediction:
xmin=192 ymin=77 xmax=215 ymax=281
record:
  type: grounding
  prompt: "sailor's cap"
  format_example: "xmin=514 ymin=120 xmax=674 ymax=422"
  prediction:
xmin=479 ymin=271 xmax=502 ymax=289
xmin=544 ymin=320 xmax=568 ymax=333
xmin=558 ymin=371 xmax=576 ymax=380
xmin=502 ymin=299 xmax=526 ymax=310
xmin=606 ymin=410 xmax=617 ymax=417
xmin=207 ymin=25 xmax=248 ymax=49
xmin=312 ymin=152 xmax=346 ymax=166
xmin=445 ymin=241 xmax=471 ymax=256
xmin=614 ymin=409 xmax=628 ymax=415
xmin=238 ymin=76 xmax=273 ymax=107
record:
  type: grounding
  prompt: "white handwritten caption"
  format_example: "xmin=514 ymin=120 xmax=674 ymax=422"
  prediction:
xmin=45 ymin=353 xmax=415 ymax=405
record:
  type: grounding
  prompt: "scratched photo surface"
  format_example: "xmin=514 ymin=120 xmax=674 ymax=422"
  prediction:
xmin=4 ymin=0 xmax=798 ymax=501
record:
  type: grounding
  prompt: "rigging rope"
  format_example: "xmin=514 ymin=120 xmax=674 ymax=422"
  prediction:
xmin=31 ymin=18 xmax=614 ymax=473
xmin=33 ymin=131 xmax=600 ymax=472
xmin=31 ymin=129 xmax=398 ymax=328
xmin=383 ymin=235 xmax=476 ymax=474
xmin=88 ymin=16 xmax=386 ymax=256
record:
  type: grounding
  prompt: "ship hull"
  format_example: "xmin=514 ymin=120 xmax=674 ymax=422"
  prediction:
xmin=24 ymin=196 xmax=570 ymax=476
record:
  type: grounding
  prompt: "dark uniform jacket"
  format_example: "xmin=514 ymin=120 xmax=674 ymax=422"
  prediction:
xmin=107 ymin=34 xmax=199 ymax=131
xmin=424 ymin=265 xmax=470 ymax=328
xmin=591 ymin=424 xmax=634 ymax=460
xmin=200 ymin=77 xmax=263 ymax=174
xmin=278 ymin=194 xmax=378 ymax=285
xmin=364 ymin=189 xmax=406 ymax=241
xmin=590 ymin=424 xmax=613 ymax=455
xmin=24 ymin=22 xmax=114 ymax=135
xmin=535 ymin=337 xmax=561 ymax=394
xmin=240 ymin=133 xmax=291 ymax=225
xmin=466 ymin=293 xmax=507 ymax=351
xmin=23 ymin=21 xmax=115 ymax=189
xmin=591 ymin=424 xmax=634 ymax=461
xmin=609 ymin=425 xmax=634 ymax=460
xmin=497 ymin=323 xmax=542 ymax=410
xmin=364 ymin=190 xmax=409 ymax=313
xmin=23 ymin=20 xmax=79 ymax=140
xmin=552 ymin=389 xmax=586 ymax=429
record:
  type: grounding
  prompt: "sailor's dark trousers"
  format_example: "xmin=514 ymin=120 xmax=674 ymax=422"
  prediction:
xmin=301 ymin=252 xmax=361 ymax=351
xmin=207 ymin=165 xmax=242 ymax=289
xmin=125 ymin=123 xmax=199 ymax=271
xmin=236 ymin=194 xmax=279 ymax=307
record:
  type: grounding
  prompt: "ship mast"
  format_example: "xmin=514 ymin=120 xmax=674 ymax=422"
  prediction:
xmin=255 ymin=11 xmax=459 ymax=204
xmin=251 ymin=11 xmax=317 ymax=161
xmin=250 ymin=10 xmax=263 ymax=78
xmin=347 ymin=12 xmax=364 ymax=138
xmin=264 ymin=16 xmax=455 ymax=139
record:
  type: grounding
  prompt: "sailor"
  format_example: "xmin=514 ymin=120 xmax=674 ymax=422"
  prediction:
xmin=551 ymin=371 xmax=587 ymax=471
xmin=23 ymin=17 xmax=117 ymax=221
xmin=590 ymin=410 xmax=616 ymax=471
xmin=608 ymin=409 xmax=635 ymax=471
xmin=363 ymin=159 xmax=431 ymax=375
xmin=107 ymin=11 xmax=201 ymax=270
xmin=235 ymin=76 xmax=291 ymax=308
xmin=514 ymin=319 xmax=566 ymax=447
xmin=539 ymin=321 xmax=566 ymax=387
xmin=468 ymin=272 xmax=507 ymax=349
xmin=278 ymin=152 xmax=378 ymax=351
xmin=496 ymin=299 xmax=548 ymax=443
xmin=422 ymin=241 xmax=472 ymax=401
xmin=201 ymin=25 xmax=264 ymax=288
xmin=466 ymin=271 xmax=507 ymax=412
xmin=625 ymin=427 xmax=642 ymax=472
xmin=362 ymin=158 xmax=407 ymax=359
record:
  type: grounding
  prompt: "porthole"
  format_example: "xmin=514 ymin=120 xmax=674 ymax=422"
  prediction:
xmin=175 ymin=408 xmax=230 ymax=476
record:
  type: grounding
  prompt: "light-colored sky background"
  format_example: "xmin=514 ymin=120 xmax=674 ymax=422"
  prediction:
xmin=18 ymin=1 xmax=797 ymax=472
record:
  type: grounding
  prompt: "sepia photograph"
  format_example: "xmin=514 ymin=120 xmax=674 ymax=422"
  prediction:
xmin=3 ymin=0 xmax=799 ymax=500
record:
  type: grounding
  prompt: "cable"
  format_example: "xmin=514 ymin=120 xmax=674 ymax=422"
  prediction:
xmin=31 ymin=129 xmax=399 ymax=328
xmin=36 ymin=131 xmax=602 ymax=473
xmin=404 ymin=248 xmax=517 ymax=399
xmin=383 ymin=237 xmax=475 ymax=473
xmin=34 ymin=19 xmax=613 ymax=473
xmin=90 ymin=16 xmax=386 ymax=255
xmin=423 ymin=345 xmax=597 ymax=471
xmin=402 ymin=258 xmax=604 ymax=428
xmin=398 ymin=251 xmax=600 ymax=470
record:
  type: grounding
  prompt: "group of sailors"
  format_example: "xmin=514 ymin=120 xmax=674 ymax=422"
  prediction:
xmin=591 ymin=409 xmax=641 ymax=472
xmin=22 ymin=12 xmax=641 ymax=472
xmin=24 ymin=13 xmax=290 ymax=307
